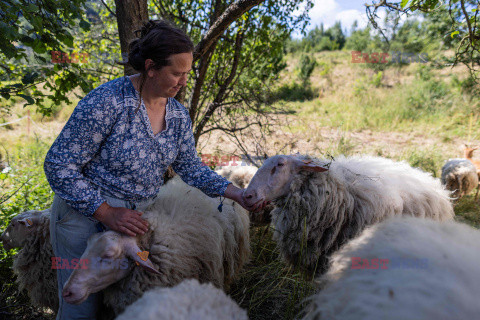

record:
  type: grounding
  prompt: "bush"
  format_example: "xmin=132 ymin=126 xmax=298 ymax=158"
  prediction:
xmin=296 ymin=54 xmax=316 ymax=84
xmin=270 ymin=81 xmax=317 ymax=102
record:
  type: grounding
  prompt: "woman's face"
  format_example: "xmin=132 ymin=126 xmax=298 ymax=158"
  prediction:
xmin=147 ymin=52 xmax=193 ymax=98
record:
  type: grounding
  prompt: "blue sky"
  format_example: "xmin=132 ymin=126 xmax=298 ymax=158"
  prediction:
xmin=294 ymin=0 xmax=374 ymax=37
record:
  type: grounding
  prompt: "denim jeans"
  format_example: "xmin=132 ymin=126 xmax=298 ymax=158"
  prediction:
xmin=50 ymin=193 xmax=157 ymax=320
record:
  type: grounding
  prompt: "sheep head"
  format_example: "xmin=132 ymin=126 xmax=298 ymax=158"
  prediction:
xmin=1 ymin=209 xmax=48 ymax=250
xmin=464 ymin=145 xmax=479 ymax=159
xmin=62 ymin=230 xmax=159 ymax=305
xmin=243 ymin=155 xmax=328 ymax=209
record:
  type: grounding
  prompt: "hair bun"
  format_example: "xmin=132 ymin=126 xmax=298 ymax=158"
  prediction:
xmin=135 ymin=20 xmax=170 ymax=39
xmin=138 ymin=20 xmax=157 ymax=38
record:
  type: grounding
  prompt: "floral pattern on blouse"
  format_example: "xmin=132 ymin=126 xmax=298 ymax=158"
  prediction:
xmin=44 ymin=76 xmax=230 ymax=217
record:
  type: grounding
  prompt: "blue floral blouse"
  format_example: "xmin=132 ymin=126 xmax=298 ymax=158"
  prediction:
xmin=44 ymin=76 xmax=230 ymax=217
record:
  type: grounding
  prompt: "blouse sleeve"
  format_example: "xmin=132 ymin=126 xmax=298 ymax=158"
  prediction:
xmin=44 ymin=87 xmax=118 ymax=216
xmin=171 ymin=116 xmax=230 ymax=197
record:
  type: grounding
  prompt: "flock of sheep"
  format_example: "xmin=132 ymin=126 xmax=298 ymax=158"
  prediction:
xmin=1 ymin=148 xmax=480 ymax=319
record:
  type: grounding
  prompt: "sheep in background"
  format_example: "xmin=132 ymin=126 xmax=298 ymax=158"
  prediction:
xmin=215 ymin=163 xmax=257 ymax=189
xmin=441 ymin=158 xmax=478 ymax=199
xmin=215 ymin=162 xmax=272 ymax=226
xmin=464 ymin=145 xmax=480 ymax=199
xmin=116 ymin=279 xmax=248 ymax=320
xmin=62 ymin=176 xmax=250 ymax=315
xmin=243 ymin=155 xmax=454 ymax=274
xmin=302 ymin=217 xmax=480 ymax=320
xmin=1 ymin=209 xmax=58 ymax=311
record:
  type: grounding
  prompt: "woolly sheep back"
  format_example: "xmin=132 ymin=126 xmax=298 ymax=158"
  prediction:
xmin=303 ymin=217 xmax=480 ymax=320
xmin=116 ymin=279 xmax=248 ymax=320
xmin=271 ymin=155 xmax=454 ymax=273
xmin=102 ymin=176 xmax=250 ymax=314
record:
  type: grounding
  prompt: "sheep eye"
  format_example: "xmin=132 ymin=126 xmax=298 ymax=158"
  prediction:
xmin=277 ymin=162 xmax=284 ymax=167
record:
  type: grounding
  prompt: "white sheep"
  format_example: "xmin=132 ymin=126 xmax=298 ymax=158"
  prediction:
xmin=1 ymin=208 xmax=58 ymax=311
xmin=116 ymin=278 xmax=248 ymax=320
xmin=62 ymin=175 xmax=250 ymax=315
xmin=441 ymin=158 xmax=479 ymax=199
xmin=215 ymin=163 xmax=258 ymax=189
xmin=243 ymin=154 xmax=454 ymax=273
xmin=302 ymin=217 xmax=480 ymax=320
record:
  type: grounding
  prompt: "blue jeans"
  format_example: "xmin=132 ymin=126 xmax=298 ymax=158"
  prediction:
xmin=50 ymin=194 xmax=156 ymax=320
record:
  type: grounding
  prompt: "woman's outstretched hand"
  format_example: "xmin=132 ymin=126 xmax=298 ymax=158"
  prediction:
xmin=93 ymin=202 xmax=149 ymax=237
xmin=224 ymin=183 xmax=268 ymax=212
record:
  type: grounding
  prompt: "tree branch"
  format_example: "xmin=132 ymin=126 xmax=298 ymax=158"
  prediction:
xmin=194 ymin=28 xmax=245 ymax=142
xmin=193 ymin=0 xmax=264 ymax=61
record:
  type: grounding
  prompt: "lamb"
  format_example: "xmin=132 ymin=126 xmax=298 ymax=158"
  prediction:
xmin=116 ymin=279 xmax=248 ymax=320
xmin=243 ymin=154 xmax=454 ymax=274
xmin=215 ymin=163 xmax=272 ymax=226
xmin=464 ymin=145 xmax=480 ymax=199
xmin=302 ymin=217 xmax=480 ymax=320
xmin=1 ymin=208 xmax=59 ymax=311
xmin=441 ymin=158 xmax=478 ymax=199
xmin=62 ymin=175 xmax=250 ymax=315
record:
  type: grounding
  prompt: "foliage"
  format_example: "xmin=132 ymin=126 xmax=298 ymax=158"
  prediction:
xmin=291 ymin=22 xmax=346 ymax=52
xmin=270 ymin=81 xmax=317 ymax=102
xmin=297 ymin=54 xmax=317 ymax=84
xmin=371 ymin=71 xmax=383 ymax=87
xmin=345 ymin=24 xmax=376 ymax=52
xmin=152 ymin=0 xmax=314 ymax=143
xmin=0 ymin=0 xmax=95 ymax=115
xmin=366 ymin=0 xmax=480 ymax=77
xmin=0 ymin=139 xmax=53 ymax=319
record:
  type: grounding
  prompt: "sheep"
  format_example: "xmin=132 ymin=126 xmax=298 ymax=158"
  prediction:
xmin=441 ymin=158 xmax=478 ymax=199
xmin=302 ymin=217 xmax=480 ymax=320
xmin=215 ymin=163 xmax=258 ymax=189
xmin=1 ymin=208 xmax=59 ymax=311
xmin=62 ymin=175 xmax=250 ymax=315
xmin=215 ymin=163 xmax=272 ymax=226
xmin=464 ymin=145 xmax=480 ymax=199
xmin=243 ymin=154 xmax=454 ymax=274
xmin=115 ymin=278 xmax=248 ymax=320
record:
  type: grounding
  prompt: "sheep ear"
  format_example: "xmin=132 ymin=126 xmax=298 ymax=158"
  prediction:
xmin=124 ymin=239 xmax=160 ymax=275
xmin=18 ymin=218 xmax=34 ymax=228
xmin=294 ymin=159 xmax=329 ymax=173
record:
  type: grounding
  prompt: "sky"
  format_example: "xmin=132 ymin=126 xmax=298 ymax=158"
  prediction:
xmin=293 ymin=0 xmax=374 ymax=38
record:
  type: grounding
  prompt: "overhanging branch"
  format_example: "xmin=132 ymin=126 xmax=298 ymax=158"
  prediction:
xmin=193 ymin=0 xmax=264 ymax=61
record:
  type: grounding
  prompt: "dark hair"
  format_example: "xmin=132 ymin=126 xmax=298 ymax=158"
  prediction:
xmin=128 ymin=20 xmax=194 ymax=72
xmin=126 ymin=20 xmax=194 ymax=112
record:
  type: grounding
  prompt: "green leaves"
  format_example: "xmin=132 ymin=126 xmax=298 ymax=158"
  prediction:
xmin=17 ymin=94 xmax=35 ymax=106
xmin=451 ymin=30 xmax=460 ymax=38
xmin=0 ymin=0 xmax=104 ymax=115
xmin=401 ymin=0 xmax=410 ymax=8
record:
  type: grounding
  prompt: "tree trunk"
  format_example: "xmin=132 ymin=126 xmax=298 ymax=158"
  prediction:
xmin=114 ymin=0 xmax=149 ymax=76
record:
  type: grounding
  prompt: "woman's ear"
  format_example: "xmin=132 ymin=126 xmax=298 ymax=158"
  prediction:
xmin=145 ymin=59 xmax=156 ymax=77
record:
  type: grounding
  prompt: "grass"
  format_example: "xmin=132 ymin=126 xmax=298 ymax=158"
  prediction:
xmin=1 ymin=49 xmax=480 ymax=319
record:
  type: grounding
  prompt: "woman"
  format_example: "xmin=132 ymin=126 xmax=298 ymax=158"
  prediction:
xmin=44 ymin=20 xmax=262 ymax=319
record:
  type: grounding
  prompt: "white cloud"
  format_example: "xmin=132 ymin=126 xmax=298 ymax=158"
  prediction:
xmin=308 ymin=0 xmax=339 ymax=28
xmin=307 ymin=0 xmax=368 ymax=32
xmin=335 ymin=9 xmax=368 ymax=30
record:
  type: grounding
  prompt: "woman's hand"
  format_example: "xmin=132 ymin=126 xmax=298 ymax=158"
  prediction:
xmin=224 ymin=183 xmax=268 ymax=212
xmin=93 ymin=202 xmax=149 ymax=237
